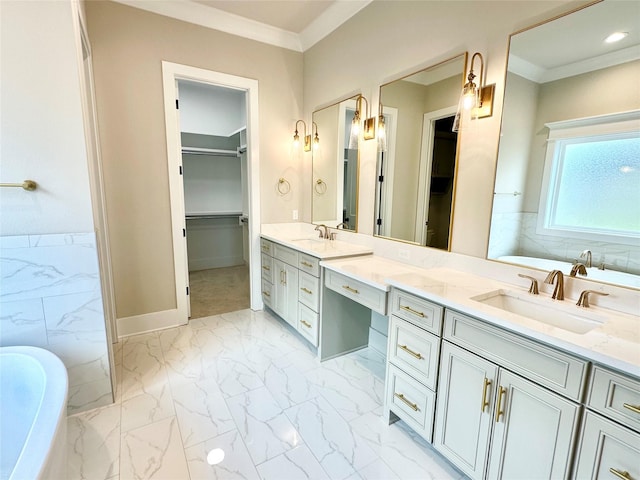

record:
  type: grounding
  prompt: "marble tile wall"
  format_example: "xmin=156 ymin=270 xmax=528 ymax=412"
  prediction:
xmin=0 ymin=232 xmax=113 ymax=413
xmin=489 ymin=212 xmax=640 ymax=275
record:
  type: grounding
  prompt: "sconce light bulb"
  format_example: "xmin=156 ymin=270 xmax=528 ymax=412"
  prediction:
xmin=293 ymin=132 xmax=300 ymax=148
xmin=462 ymin=88 xmax=477 ymax=110
xmin=313 ymin=134 xmax=320 ymax=150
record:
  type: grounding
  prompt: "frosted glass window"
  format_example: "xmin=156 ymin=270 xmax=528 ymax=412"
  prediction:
xmin=545 ymin=132 xmax=640 ymax=239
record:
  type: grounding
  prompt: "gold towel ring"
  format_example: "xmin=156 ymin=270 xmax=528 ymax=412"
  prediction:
xmin=314 ymin=179 xmax=327 ymax=195
xmin=277 ymin=178 xmax=291 ymax=195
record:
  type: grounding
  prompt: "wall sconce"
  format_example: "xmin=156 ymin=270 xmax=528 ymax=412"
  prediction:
xmin=293 ymin=120 xmax=311 ymax=152
xmin=377 ymin=102 xmax=386 ymax=152
xmin=312 ymin=122 xmax=320 ymax=151
xmin=453 ymin=52 xmax=495 ymax=131
xmin=348 ymin=94 xmax=376 ymax=149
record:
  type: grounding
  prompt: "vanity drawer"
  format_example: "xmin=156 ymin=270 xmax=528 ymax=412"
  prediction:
xmin=273 ymin=243 xmax=298 ymax=267
xmin=261 ymin=253 xmax=273 ymax=282
xmin=390 ymin=289 xmax=443 ymax=336
xmin=444 ymin=309 xmax=588 ymax=401
xmin=261 ymin=279 xmax=273 ymax=308
xmin=298 ymin=303 xmax=319 ymax=346
xmin=298 ymin=253 xmax=320 ymax=277
xmin=588 ymin=366 xmax=640 ymax=433
xmin=298 ymin=271 xmax=320 ymax=312
xmin=387 ymin=364 xmax=435 ymax=442
xmin=388 ymin=316 xmax=440 ymax=390
xmin=325 ymin=269 xmax=387 ymax=315
xmin=260 ymin=238 xmax=273 ymax=256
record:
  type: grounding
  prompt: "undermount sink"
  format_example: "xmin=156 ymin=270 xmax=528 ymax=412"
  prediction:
xmin=290 ymin=237 xmax=325 ymax=242
xmin=471 ymin=289 xmax=606 ymax=334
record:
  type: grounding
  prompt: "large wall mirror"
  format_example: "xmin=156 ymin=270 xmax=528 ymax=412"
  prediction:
xmin=375 ymin=54 xmax=466 ymax=249
xmin=312 ymin=95 xmax=359 ymax=230
xmin=488 ymin=0 xmax=640 ymax=290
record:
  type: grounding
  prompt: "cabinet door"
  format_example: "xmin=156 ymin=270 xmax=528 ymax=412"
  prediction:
xmin=573 ymin=410 xmax=640 ymax=480
xmin=434 ymin=341 xmax=498 ymax=480
xmin=487 ymin=369 xmax=580 ymax=480
xmin=273 ymin=259 xmax=298 ymax=328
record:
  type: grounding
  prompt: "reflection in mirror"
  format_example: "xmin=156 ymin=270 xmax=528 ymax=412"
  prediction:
xmin=488 ymin=0 xmax=640 ymax=290
xmin=312 ymin=95 xmax=359 ymax=230
xmin=375 ymin=55 xmax=466 ymax=249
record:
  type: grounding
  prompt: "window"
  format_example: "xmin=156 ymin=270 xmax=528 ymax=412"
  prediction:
xmin=538 ymin=111 xmax=640 ymax=244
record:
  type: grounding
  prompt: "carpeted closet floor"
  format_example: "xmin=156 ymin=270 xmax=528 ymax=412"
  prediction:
xmin=188 ymin=265 xmax=250 ymax=319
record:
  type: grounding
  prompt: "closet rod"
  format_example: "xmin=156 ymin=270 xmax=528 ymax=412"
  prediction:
xmin=185 ymin=213 xmax=242 ymax=220
xmin=182 ymin=147 xmax=239 ymax=157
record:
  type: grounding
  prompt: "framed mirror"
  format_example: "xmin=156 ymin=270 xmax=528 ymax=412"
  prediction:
xmin=488 ymin=0 xmax=640 ymax=290
xmin=375 ymin=54 xmax=466 ymax=249
xmin=312 ymin=95 xmax=360 ymax=231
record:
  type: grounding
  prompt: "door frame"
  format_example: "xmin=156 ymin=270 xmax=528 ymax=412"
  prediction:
xmin=162 ymin=61 xmax=262 ymax=324
xmin=415 ymin=105 xmax=456 ymax=245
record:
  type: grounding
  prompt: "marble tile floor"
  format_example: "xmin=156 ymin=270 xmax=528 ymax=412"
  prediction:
xmin=67 ymin=308 xmax=465 ymax=480
xmin=188 ymin=266 xmax=250 ymax=319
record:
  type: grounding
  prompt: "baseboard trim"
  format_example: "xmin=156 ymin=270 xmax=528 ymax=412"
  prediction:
xmin=117 ymin=308 xmax=186 ymax=339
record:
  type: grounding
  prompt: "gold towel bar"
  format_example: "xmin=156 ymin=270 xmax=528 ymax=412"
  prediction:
xmin=0 ymin=180 xmax=37 ymax=191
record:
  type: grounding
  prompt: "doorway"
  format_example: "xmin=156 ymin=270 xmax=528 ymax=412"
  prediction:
xmin=162 ymin=62 xmax=262 ymax=325
xmin=415 ymin=106 xmax=458 ymax=248
xmin=179 ymin=80 xmax=249 ymax=318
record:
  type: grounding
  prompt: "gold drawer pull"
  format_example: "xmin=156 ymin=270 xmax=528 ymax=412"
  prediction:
xmin=300 ymin=287 xmax=313 ymax=294
xmin=300 ymin=320 xmax=312 ymax=329
xmin=481 ymin=377 xmax=492 ymax=413
xmin=262 ymin=245 xmax=269 ymax=251
xmin=623 ymin=403 xmax=640 ymax=414
xmin=400 ymin=305 xmax=425 ymax=318
xmin=495 ymin=386 xmax=506 ymax=422
xmin=262 ymin=291 xmax=270 ymax=297
xmin=394 ymin=392 xmax=419 ymax=412
xmin=262 ymin=265 xmax=270 ymax=271
xmin=398 ymin=344 xmax=423 ymax=360
xmin=609 ymin=468 xmax=632 ymax=480
xmin=301 ymin=261 xmax=313 ymax=268
xmin=342 ymin=285 xmax=359 ymax=294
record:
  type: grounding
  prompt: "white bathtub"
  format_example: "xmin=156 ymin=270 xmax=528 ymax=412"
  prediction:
xmin=0 ymin=346 xmax=68 ymax=480
xmin=498 ymin=255 xmax=640 ymax=289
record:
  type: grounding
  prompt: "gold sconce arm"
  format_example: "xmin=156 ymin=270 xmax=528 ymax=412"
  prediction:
xmin=293 ymin=120 xmax=311 ymax=152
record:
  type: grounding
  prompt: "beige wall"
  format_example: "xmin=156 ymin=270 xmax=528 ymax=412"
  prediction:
xmin=302 ymin=0 xmax=587 ymax=257
xmin=312 ymin=104 xmax=339 ymax=223
xmin=86 ymin=1 xmax=303 ymax=318
xmin=0 ymin=0 xmax=94 ymax=235
xmin=525 ymin=60 xmax=640 ymax=212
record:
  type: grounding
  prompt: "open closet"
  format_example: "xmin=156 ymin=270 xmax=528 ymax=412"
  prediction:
xmin=178 ymin=80 xmax=250 ymax=318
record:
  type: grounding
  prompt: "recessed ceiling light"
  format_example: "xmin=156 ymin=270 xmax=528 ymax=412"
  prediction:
xmin=605 ymin=32 xmax=628 ymax=43
xmin=207 ymin=448 xmax=225 ymax=465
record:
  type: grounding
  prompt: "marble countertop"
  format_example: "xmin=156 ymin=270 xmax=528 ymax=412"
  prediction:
xmin=260 ymin=232 xmax=372 ymax=260
xmin=322 ymin=255 xmax=640 ymax=377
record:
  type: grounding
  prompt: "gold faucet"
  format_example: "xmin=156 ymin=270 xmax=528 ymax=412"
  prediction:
xmin=580 ymin=249 xmax=592 ymax=268
xmin=576 ymin=290 xmax=609 ymax=308
xmin=570 ymin=263 xmax=587 ymax=277
xmin=314 ymin=224 xmax=329 ymax=239
xmin=544 ymin=269 xmax=564 ymax=300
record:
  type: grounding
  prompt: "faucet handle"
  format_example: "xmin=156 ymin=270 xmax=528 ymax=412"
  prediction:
xmin=518 ymin=274 xmax=539 ymax=295
xmin=576 ymin=290 xmax=609 ymax=308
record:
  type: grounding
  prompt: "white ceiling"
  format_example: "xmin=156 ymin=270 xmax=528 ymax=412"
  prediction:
xmin=509 ymin=0 xmax=640 ymax=83
xmin=112 ymin=0 xmax=372 ymax=52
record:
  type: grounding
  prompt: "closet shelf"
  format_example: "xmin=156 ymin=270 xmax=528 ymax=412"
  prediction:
xmin=186 ymin=211 xmax=242 ymax=220
xmin=182 ymin=146 xmax=239 ymax=156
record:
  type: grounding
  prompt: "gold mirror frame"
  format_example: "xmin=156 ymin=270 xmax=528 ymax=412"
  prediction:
xmin=311 ymin=94 xmax=361 ymax=231
xmin=374 ymin=53 xmax=467 ymax=250
xmin=487 ymin=0 xmax=640 ymax=290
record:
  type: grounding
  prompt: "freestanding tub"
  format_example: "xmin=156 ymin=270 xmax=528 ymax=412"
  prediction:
xmin=0 ymin=346 xmax=68 ymax=480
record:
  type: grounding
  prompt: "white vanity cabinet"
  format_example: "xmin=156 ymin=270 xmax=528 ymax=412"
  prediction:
xmin=573 ymin=366 xmax=640 ymax=480
xmin=260 ymin=238 xmax=322 ymax=346
xmin=434 ymin=309 xmax=583 ymax=480
xmin=385 ymin=290 xmax=443 ymax=442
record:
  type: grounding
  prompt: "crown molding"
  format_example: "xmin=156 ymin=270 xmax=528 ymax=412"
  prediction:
xmin=299 ymin=0 xmax=372 ymax=51
xmin=113 ymin=0 xmax=302 ymax=51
